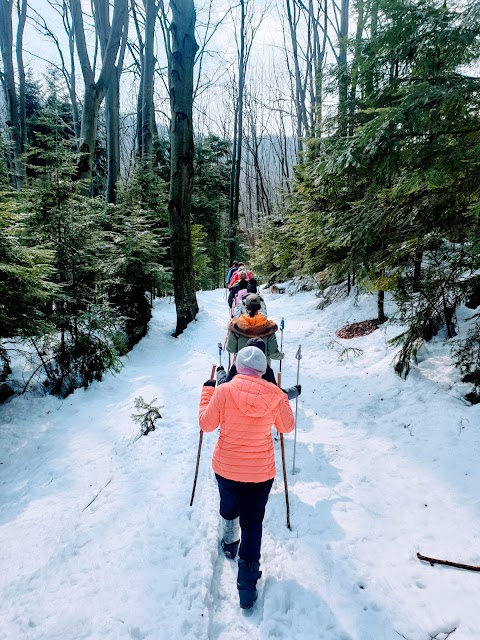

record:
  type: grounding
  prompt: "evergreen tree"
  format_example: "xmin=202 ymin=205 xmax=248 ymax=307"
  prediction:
xmin=191 ymin=135 xmax=231 ymax=289
xmin=264 ymin=0 xmax=480 ymax=382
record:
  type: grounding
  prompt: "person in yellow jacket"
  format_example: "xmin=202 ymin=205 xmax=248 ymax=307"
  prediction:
xmin=198 ymin=346 xmax=294 ymax=609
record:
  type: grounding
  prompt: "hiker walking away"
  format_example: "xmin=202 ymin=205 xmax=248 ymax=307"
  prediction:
xmin=199 ymin=346 xmax=294 ymax=609
xmin=217 ymin=337 xmax=301 ymax=400
xmin=225 ymin=261 xmax=238 ymax=288
xmin=228 ymin=269 xmax=249 ymax=312
xmin=227 ymin=294 xmax=281 ymax=361
xmin=234 ymin=287 xmax=268 ymax=318
xmin=228 ymin=263 xmax=254 ymax=289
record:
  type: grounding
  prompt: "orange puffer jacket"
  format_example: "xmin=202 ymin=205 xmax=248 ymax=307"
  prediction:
xmin=199 ymin=375 xmax=294 ymax=482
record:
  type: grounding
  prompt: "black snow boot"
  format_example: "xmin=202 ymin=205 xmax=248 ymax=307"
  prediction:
xmin=237 ymin=559 xmax=262 ymax=609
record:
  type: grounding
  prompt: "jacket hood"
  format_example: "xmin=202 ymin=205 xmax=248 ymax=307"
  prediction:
xmin=229 ymin=314 xmax=278 ymax=338
xmin=228 ymin=375 xmax=282 ymax=417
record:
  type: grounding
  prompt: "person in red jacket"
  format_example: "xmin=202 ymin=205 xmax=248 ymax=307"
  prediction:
xmin=199 ymin=346 xmax=294 ymax=609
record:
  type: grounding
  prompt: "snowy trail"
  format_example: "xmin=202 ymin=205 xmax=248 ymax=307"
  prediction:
xmin=1 ymin=287 xmax=480 ymax=640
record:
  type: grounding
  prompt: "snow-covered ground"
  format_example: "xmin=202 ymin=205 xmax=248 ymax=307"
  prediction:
xmin=1 ymin=286 xmax=480 ymax=640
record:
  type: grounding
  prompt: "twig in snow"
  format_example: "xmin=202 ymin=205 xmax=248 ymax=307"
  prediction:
xmin=429 ymin=628 xmax=457 ymax=639
xmin=418 ymin=552 xmax=480 ymax=572
xmin=394 ymin=632 xmax=411 ymax=640
xmin=327 ymin=339 xmax=363 ymax=361
xmin=82 ymin=479 xmax=112 ymax=512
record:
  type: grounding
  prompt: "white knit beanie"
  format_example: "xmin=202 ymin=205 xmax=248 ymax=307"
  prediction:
xmin=236 ymin=346 xmax=267 ymax=376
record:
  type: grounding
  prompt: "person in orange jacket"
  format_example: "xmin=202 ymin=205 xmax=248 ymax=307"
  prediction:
xmin=227 ymin=294 xmax=280 ymax=360
xmin=198 ymin=346 xmax=295 ymax=609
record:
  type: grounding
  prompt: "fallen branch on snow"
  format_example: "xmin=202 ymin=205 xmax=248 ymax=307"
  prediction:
xmin=417 ymin=551 xmax=480 ymax=572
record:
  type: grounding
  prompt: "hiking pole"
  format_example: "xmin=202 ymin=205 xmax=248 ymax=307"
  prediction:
xmin=292 ymin=345 xmax=302 ymax=474
xmin=189 ymin=364 xmax=216 ymax=507
xmin=218 ymin=342 xmax=223 ymax=368
xmin=279 ymin=433 xmax=291 ymax=530
xmin=277 ymin=367 xmax=291 ymax=530
xmin=278 ymin=317 xmax=285 ymax=386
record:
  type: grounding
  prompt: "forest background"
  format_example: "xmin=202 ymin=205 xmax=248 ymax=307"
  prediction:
xmin=1 ymin=0 xmax=480 ymax=405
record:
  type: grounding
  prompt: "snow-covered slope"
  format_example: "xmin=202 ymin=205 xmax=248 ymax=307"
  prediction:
xmin=1 ymin=287 xmax=479 ymax=640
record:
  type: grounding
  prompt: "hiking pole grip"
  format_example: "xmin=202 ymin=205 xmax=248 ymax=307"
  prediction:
xmin=189 ymin=364 xmax=216 ymax=506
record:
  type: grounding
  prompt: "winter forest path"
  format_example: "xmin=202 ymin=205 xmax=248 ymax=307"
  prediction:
xmin=1 ymin=288 xmax=480 ymax=640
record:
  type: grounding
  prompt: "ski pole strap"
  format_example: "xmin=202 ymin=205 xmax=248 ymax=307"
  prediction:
xmin=295 ymin=345 xmax=302 ymax=360
xmin=280 ymin=317 xmax=285 ymax=332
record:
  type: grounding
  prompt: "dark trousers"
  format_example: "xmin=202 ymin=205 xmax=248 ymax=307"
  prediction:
xmin=215 ymin=473 xmax=274 ymax=563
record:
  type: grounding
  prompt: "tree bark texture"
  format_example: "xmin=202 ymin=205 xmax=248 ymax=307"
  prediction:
xmin=71 ymin=0 xmax=127 ymax=194
xmin=141 ymin=0 xmax=158 ymax=160
xmin=168 ymin=0 xmax=199 ymax=336
xmin=377 ymin=289 xmax=385 ymax=323
xmin=337 ymin=0 xmax=350 ymax=135
xmin=16 ymin=0 xmax=27 ymax=157
xmin=228 ymin=0 xmax=246 ymax=264
xmin=0 ymin=0 xmax=22 ymax=189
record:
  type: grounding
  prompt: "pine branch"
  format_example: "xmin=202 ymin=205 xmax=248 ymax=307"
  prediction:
xmin=131 ymin=396 xmax=162 ymax=436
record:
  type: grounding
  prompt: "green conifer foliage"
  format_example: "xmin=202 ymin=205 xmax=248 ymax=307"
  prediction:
xmin=106 ymin=163 xmax=171 ymax=349
xmin=0 ymin=190 xmax=54 ymax=339
xmin=265 ymin=0 xmax=480 ymax=384
xmin=191 ymin=135 xmax=232 ymax=289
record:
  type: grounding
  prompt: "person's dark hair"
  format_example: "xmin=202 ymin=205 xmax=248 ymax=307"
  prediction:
xmin=245 ymin=293 xmax=261 ymax=317
xmin=247 ymin=278 xmax=257 ymax=294
xmin=246 ymin=337 xmax=266 ymax=353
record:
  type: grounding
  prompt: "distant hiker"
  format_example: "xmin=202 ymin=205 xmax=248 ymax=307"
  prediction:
xmin=234 ymin=289 xmax=268 ymax=318
xmin=199 ymin=346 xmax=295 ymax=609
xmin=228 ymin=263 xmax=254 ymax=289
xmin=217 ymin=337 xmax=301 ymax=400
xmin=231 ymin=288 xmax=249 ymax=317
xmin=225 ymin=261 xmax=238 ymax=288
xmin=227 ymin=294 xmax=281 ymax=359
xmin=228 ymin=269 xmax=249 ymax=310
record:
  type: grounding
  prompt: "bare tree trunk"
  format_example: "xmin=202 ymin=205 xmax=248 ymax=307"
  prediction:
xmin=168 ymin=0 xmax=199 ymax=336
xmin=413 ymin=249 xmax=423 ymax=293
xmin=285 ymin=0 xmax=306 ymax=156
xmin=337 ymin=0 xmax=350 ymax=135
xmin=0 ymin=0 xmax=22 ymax=189
xmin=228 ymin=0 xmax=247 ymax=264
xmin=71 ymin=0 xmax=127 ymax=194
xmin=16 ymin=0 xmax=27 ymax=157
xmin=141 ymin=0 xmax=159 ymax=160
xmin=228 ymin=77 xmax=239 ymax=263
xmin=106 ymin=68 xmax=121 ymax=203
xmin=348 ymin=0 xmax=364 ymax=135
xmin=378 ymin=289 xmax=385 ymax=323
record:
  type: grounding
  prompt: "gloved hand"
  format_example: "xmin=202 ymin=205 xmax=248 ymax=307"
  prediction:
xmin=279 ymin=352 xmax=285 ymax=360
xmin=204 ymin=380 xmax=216 ymax=388
xmin=217 ymin=365 xmax=224 ymax=371
xmin=295 ymin=384 xmax=301 ymax=396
